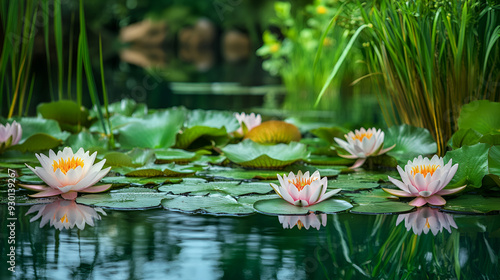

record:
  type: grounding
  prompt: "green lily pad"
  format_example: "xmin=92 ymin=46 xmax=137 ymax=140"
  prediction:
xmin=112 ymin=163 xmax=197 ymax=177
xmin=154 ymin=148 xmax=211 ymax=164
xmin=450 ymin=128 xmax=483 ymax=149
xmin=458 ymin=100 xmax=500 ymax=135
xmin=161 ymin=194 xmax=255 ymax=216
xmin=0 ymin=195 xmax=58 ymax=206
xmin=385 ymin=124 xmax=437 ymax=163
xmin=443 ymin=195 xmax=500 ymax=214
xmin=76 ymin=187 xmax=167 ymax=209
xmin=197 ymin=166 xmax=281 ymax=180
xmin=328 ymin=180 xmax=379 ymax=191
xmin=175 ymin=110 xmax=239 ymax=149
xmin=103 ymin=149 xmax=155 ymax=168
xmin=237 ymin=194 xmax=280 ymax=206
xmin=444 ymin=143 xmax=489 ymax=188
xmin=118 ymin=109 xmax=186 ymax=149
xmin=18 ymin=175 xmax=45 ymax=185
xmin=489 ymin=146 xmax=500 ymax=176
xmin=310 ymin=126 xmax=349 ymax=145
xmin=106 ymin=98 xmax=147 ymax=117
xmin=350 ymin=201 xmax=414 ymax=214
xmin=158 ymin=181 xmax=273 ymax=196
xmin=10 ymin=133 xmax=62 ymax=153
xmin=253 ymin=198 xmax=353 ymax=215
xmin=222 ymin=140 xmax=309 ymax=169
xmin=304 ymin=155 xmax=354 ymax=166
xmin=13 ymin=117 xmax=70 ymax=141
xmin=65 ymin=131 xmax=109 ymax=152
xmin=37 ymin=100 xmax=90 ymax=132
xmin=345 ymin=189 xmax=398 ymax=203
xmin=100 ymin=176 xmax=183 ymax=186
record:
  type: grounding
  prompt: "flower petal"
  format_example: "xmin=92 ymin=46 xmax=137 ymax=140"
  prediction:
xmin=409 ymin=197 xmax=427 ymax=207
xmin=425 ymin=195 xmax=446 ymax=206
xmin=28 ymin=188 xmax=63 ymax=198
xmin=382 ymin=188 xmax=415 ymax=197
xmin=78 ymin=184 xmax=113 ymax=193
xmin=436 ymin=185 xmax=466 ymax=196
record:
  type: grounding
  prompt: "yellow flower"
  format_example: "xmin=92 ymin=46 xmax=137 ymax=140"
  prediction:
xmin=316 ymin=5 xmax=328 ymax=15
xmin=269 ymin=43 xmax=280 ymax=53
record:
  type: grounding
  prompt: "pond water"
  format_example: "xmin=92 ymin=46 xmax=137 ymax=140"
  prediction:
xmin=2 ymin=205 xmax=499 ymax=279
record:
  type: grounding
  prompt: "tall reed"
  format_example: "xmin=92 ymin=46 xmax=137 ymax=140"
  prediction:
xmin=360 ymin=0 xmax=500 ymax=155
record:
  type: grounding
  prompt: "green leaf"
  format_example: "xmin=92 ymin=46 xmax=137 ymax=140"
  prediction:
xmin=158 ymin=181 xmax=273 ymax=196
xmin=328 ymin=180 xmax=379 ymax=192
xmin=489 ymin=145 xmax=500 ymax=176
xmin=350 ymin=201 xmax=414 ymax=214
xmin=253 ymin=198 xmax=352 ymax=215
xmin=37 ymin=100 xmax=90 ymax=132
xmin=65 ymin=131 xmax=108 ymax=152
xmin=310 ymin=126 xmax=349 ymax=145
xmin=76 ymin=187 xmax=167 ymax=209
xmin=161 ymin=195 xmax=255 ymax=216
xmin=458 ymin=100 xmax=500 ymax=135
xmin=385 ymin=124 xmax=437 ymax=163
xmin=118 ymin=109 xmax=186 ymax=149
xmin=449 ymin=128 xmax=483 ymax=149
xmin=154 ymin=148 xmax=211 ymax=164
xmin=10 ymin=133 xmax=62 ymax=152
xmin=100 ymin=176 xmax=183 ymax=186
xmin=112 ymin=163 xmax=197 ymax=177
xmin=105 ymin=98 xmax=147 ymax=117
xmin=444 ymin=143 xmax=490 ymax=188
xmin=222 ymin=140 xmax=309 ymax=169
xmin=13 ymin=117 xmax=70 ymax=142
xmin=304 ymin=155 xmax=354 ymax=166
xmin=345 ymin=189 xmax=398 ymax=203
xmin=174 ymin=110 xmax=239 ymax=149
xmin=443 ymin=195 xmax=500 ymax=214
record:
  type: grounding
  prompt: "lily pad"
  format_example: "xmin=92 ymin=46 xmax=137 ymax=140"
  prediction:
xmin=310 ymin=126 xmax=349 ymax=145
xmin=158 ymin=181 xmax=273 ymax=196
xmin=106 ymin=98 xmax=147 ymax=117
xmin=385 ymin=124 xmax=437 ymax=163
xmin=100 ymin=176 xmax=183 ymax=186
xmin=350 ymin=201 xmax=414 ymax=214
xmin=10 ymin=133 xmax=62 ymax=153
xmin=244 ymin=120 xmax=301 ymax=144
xmin=443 ymin=143 xmax=489 ymax=188
xmin=65 ymin=131 xmax=109 ymax=152
xmin=103 ymin=149 xmax=155 ymax=168
xmin=112 ymin=163 xmax=197 ymax=177
xmin=457 ymin=100 xmax=500 ymax=135
xmin=175 ymin=110 xmax=239 ymax=149
xmin=197 ymin=166 xmax=282 ymax=180
xmin=328 ymin=180 xmax=379 ymax=192
xmin=118 ymin=109 xmax=186 ymax=149
xmin=222 ymin=140 xmax=309 ymax=169
xmin=489 ymin=146 xmax=500 ymax=176
xmin=345 ymin=189 xmax=398 ymax=203
xmin=0 ymin=195 xmax=58 ymax=206
xmin=13 ymin=117 xmax=70 ymax=141
xmin=76 ymin=187 xmax=167 ymax=210
xmin=253 ymin=198 xmax=353 ymax=215
xmin=161 ymin=194 xmax=255 ymax=216
xmin=37 ymin=100 xmax=90 ymax=132
xmin=154 ymin=148 xmax=211 ymax=164
xmin=304 ymin=155 xmax=354 ymax=166
xmin=442 ymin=195 xmax=500 ymax=214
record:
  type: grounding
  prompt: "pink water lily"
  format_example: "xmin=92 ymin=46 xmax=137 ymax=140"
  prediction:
xmin=278 ymin=213 xmax=327 ymax=230
xmin=270 ymin=170 xmax=341 ymax=207
xmin=235 ymin=112 xmax=262 ymax=136
xmin=0 ymin=120 xmax=22 ymax=151
xmin=22 ymin=147 xmax=112 ymax=200
xmin=383 ymin=155 xmax=466 ymax=207
xmin=334 ymin=127 xmax=395 ymax=168
xmin=396 ymin=207 xmax=457 ymax=236
xmin=26 ymin=198 xmax=106 ymax=230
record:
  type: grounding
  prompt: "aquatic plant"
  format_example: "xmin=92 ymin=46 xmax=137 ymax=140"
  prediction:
xmin=26 ymin=198 xmax=106 ymax=230
xmin=383 ymin=155 xmax=466 ymax=207
xmin=22 ymin=147 xmax=112 ymax=200
xmin=0 ymin=121 xmax=22 ymax=152
xmin=278 ymin=213 xmax=327 ymax=230
xmin=270 ymin=170 xmax=341 ymax=207
xmin=234 ymin=112 xmax=261 ymax=136
xmin=334 ymin=127 xmax=395 ymax=168
xmin=396 ymin=207 xmax=458 ymax=236
xmin=244 ymin=120 xmax=301 ymax=144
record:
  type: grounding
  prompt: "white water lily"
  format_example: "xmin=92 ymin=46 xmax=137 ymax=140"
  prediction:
xmin=26 ymin=198 xmax=106 ymax=230
xmin=278 ymin=213 xmax=327 ymax=230
xmin=22 ymin=147 xmax=112 ymax=200
xmin=235 ymin=112 xmax=261 ymax=135
xmin=334 ymin=127 xmax=395 ymax=168
xmin=396 ymin=207 xmax=457 ymax=236
xmin=270 ymin=170 xmax=341 ymax=207
xmin=383 ymin=155 xmax=466 ymax=207
xmin=0 ymin=120 xmax=22 ymax=151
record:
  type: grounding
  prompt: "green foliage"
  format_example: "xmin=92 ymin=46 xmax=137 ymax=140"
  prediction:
xmin=37 ymin=100 xmax=90 ymax=133
xmin=444 ymin=143 xmax=490 ymax=188
xmin=384 ymin=124 xmax=437 ymax=163
xmin=253 ymin=198 xmax=352 ymax=215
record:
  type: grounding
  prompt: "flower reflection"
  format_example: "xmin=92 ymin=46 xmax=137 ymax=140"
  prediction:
xmin=396 ymin=207 xmax=457 ymax=236
xmin=26 ymin=198 xmax=106 ymax=230
xmin=278 ymin=213 xmax=327 ymax=230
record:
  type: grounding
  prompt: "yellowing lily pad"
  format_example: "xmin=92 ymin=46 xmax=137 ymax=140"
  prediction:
xmin=244 ymin=120 xmax=301 ymax=144
xmin=221 ymin=140 xmax=309 ymax=169
xmin=253 ymin=198 xmax=353 ymax=215
xmin=161 ymin=195 xmax=255 ymax=216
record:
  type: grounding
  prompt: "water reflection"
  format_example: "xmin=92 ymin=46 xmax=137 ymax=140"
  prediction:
xmin=278 ymin=214 xmax=327 ymax=230
xmin=396 ymin=207 xmax=458 ymax=236
xmin=26 ymin=199 xmax=106 ymax=230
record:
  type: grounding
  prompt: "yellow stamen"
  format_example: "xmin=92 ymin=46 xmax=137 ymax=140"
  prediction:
xmin=351 ymin=132 xmax=373 ymax=142
xmin=425 ymin=218 xmax=430 ymax=229
xmin=297 ymin=220 xmax=304 ymax=230
xmin=316 ymin=5 xmax=327 ymax=14
xmin=288 ymin=177 xmax=317 ymax=191
xmin=53 ymin=157 xmax=84 ymax=175
xmin=60 ymin=214 xmax=69 ymax=223
xmin=411 ymin=164 xmax=440 ymax=177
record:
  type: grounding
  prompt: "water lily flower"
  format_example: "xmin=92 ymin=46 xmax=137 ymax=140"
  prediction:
xmin=22 ymin=147 xmax=112 ymax=200
xmin=278 ymin=213 xmax=327 ymax=230
xmin=270 ymin=170 xmax=341 ymax=207
xmin=383 ymin=155 xmax=466 ymax=207
xmin=235 ymin=112 xmax=261 ymax=136
xmin=0 ymin=120 xmax=22 ymax=151
xmin=396 ymin=207 xmax=457 ymax=236
xmin=334 ymin=127 xmax=395 ymax=168
xmin=26 ymin=198 xmax=106 ymax=230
